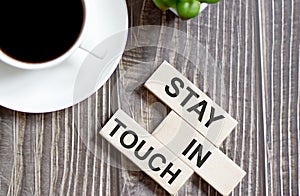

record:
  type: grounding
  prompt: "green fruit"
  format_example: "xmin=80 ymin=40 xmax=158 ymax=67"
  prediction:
xmin=200 ymin=0 xmax=220 ymax=3
xmin=176 ymin=0 xmax=201 ymax=19
xmin=153 ymin=0 xmax=169 ymax=11
xmin=153 ymin=0 xmax=176 ymax=11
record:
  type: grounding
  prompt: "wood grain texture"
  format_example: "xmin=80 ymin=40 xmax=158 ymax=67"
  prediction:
xmin=0 ymin=0 xmax=299 ymax=195
xmin=258 ymin=0 xmax=300 ymax=195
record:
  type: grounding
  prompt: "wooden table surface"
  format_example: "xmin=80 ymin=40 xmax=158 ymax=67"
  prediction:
xmin=0 ymin=0 xmax=299 ymax=195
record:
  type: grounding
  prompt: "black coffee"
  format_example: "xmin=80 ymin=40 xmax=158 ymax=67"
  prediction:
xmin=0 ymin=0 xmax=84 ymax=63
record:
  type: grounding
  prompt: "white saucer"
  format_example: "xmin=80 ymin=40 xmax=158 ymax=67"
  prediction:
xmin=0 ymin=0 xmax=128 ymax=113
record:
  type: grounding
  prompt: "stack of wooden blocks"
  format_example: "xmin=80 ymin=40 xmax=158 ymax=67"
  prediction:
xmin=100 ymin=61 xmax=246 ymax=195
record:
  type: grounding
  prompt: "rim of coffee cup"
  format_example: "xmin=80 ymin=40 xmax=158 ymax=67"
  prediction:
xmin=0 ymin=0 xmax=88 ymax=70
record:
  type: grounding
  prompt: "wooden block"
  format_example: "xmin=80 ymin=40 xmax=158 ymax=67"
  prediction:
xmin=99 ymin=109 xmax=194 ymax=195
xmin=145 ymin=61 xmax=238 ymax=147
xmin=152 ymin=111 xmax=246 ymax=196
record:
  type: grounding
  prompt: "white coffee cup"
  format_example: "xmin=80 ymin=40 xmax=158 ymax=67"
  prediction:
xmin=0 ymin=0 xmax=93 ymax=70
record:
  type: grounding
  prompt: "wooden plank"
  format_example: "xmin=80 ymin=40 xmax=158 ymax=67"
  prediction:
xmin=0 ymin=108 xmax=15 ymax=195
xmin=145 ymin=61 xmax=238 ymax=147
xmin=99 ymin=109 xmax=194 ymax=194
xmin=153 ymin=111 xmax=246 ymax=195
xmin=258 ymin=0 xmax=300 ymax=195
xmin=200 ymin=0 xmax=264 ymax=195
